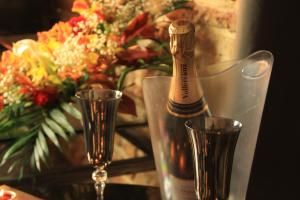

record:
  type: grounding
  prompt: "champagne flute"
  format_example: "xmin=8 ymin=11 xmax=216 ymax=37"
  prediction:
xmin=76 ymin=88 xmax=122 ymax=199
xmin=185 ymin=117 xmax=242 ymax=200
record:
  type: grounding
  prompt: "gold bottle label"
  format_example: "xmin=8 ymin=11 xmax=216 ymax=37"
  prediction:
xmin=167 ymin=20 xmax=207 ymax=117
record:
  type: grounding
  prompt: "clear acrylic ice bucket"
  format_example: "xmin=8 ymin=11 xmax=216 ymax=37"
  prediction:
xmin=143 ymin=50 xmax=274 ymax=200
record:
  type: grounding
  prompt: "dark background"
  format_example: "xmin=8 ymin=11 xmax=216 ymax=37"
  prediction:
xmin=1 ymin=0 xmax=299 ymax=199
xmin=0 ymin=0 xmax=60 ymax=34
xmin=247 ymin=0 xmax=300 ymax=199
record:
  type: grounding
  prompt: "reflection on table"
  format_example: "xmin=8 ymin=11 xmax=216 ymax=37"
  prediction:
xmin=14 ymin=183 xmax=161 ymax=200
xmin=0 ymin=124 xmax=159 ymax=199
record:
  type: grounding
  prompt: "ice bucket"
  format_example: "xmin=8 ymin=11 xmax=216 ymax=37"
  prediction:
xmin=143 ymin=50 xmax=273 ymax=200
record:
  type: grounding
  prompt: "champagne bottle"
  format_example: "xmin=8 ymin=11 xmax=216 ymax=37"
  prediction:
xmin=163 ymin=20 xmax=210 ymax=200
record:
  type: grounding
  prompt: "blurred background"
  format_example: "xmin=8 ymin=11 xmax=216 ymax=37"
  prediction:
xmin=0 ymin=0 xmax=299 ymax=199
xmin=0 ymin=0 xmax=73 ymax=34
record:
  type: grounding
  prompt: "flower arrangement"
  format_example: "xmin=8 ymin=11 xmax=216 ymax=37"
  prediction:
xmin=0 ymin=0 xmax=190 ymax=173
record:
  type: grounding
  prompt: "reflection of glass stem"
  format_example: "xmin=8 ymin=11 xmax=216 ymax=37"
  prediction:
xmin=92 ymin=166 xmax=107 ymax=200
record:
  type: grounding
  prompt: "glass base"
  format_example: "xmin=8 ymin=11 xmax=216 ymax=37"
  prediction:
xmin=92 ymin=167 xmax=108 ymax=200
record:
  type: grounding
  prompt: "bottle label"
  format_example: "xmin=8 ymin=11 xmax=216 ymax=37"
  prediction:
xmin=167 ymin=98 xmax=208 ymax=118
xmin=170 ymin=175 xmax=197 ymax=200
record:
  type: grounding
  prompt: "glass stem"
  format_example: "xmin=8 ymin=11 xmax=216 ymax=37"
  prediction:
xmin=92 ymin=166 xmax=107 ymax=200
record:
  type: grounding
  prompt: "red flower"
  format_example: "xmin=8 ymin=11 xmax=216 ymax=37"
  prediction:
xmin=137 ymin=24 xmax=156 ymax=38
xmin=166 ymin=9 xmax=192 ymax=21
xmin=34 ymin=92 xmax=49 ymax=106
xmin=94 ymin=10 xmax=106 ymax=21
xmin=69 ymin=16 xmax=85 ymax=27
xmin=68 ymin=16 xmax=86 ymax=35
xmin=87 ymin=73 xmax=115 ymax=89
xmin=33 ymin=87 xmax=58 ymax=106
xmin=0 ymin=95 xmax=4 ymax=111
xmin=121 ymin=12 xmax=156 ymax=44
xmin=20 ymin=87 xmax=33 ymax=95
xmin=15 ymin=76 xmax=57 ymax=106
xmin=118 ymin=94 xmax=137 ymax=116
xmin=117 ymin=46 xmax=159 ymax=64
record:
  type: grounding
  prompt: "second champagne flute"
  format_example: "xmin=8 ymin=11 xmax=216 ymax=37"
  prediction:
xmin=76 ymin=88 xmax=122 ymax=199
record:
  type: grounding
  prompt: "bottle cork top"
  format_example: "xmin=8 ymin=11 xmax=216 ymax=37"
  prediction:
xmin=169 ymin=20 xmax=195 ymax=55
xmin=169 ymin=20 xmax=194 ymax=35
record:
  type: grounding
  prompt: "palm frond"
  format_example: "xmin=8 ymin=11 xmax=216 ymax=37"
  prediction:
xmin=1 ymin=102 xmax=79 ymax=173
xmin=49 ymin=109 xmax=76 ymax=135
xmin=0 ymin=127 xmax=31 ymax=140
xmin=37 ymin=130 xmax=49 ymax=157
xmin=0 ymin=130 xmax=37 ymax=166
xmin=45 ymin=118 xmax=69 ymax=141
xmin=7 ymin=159 xmax=21 ymax=174
xmin=35 ymin=133 xmax=47 ymax=164
xmin=30 ymin=107 xmax=78 ymax=170
xmin=18 ymin=166 xmax=24 ymax=179
xmin=0 ymin=105 xmax=42 ymax=140
xmin=61 ymin=102 xmax=82 ymax=121
xmin=41 ymin=123 xmax=60 ymax=149
xmin=33 ymin=144 xmax=42 ymax=171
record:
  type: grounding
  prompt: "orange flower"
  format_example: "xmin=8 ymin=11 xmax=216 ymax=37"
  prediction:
xmin=58 ymin=68 xmax=83 ymax=81
xmin=16 ymin=75 xmax=37 ymax=96
xmin=77 ymin=36 xmax=89 ymax=45
xmin=108 ymin=34 xmax=121 ymax=43
xmin=0 ymin=62 xmax=6 ymax=74
xmin=0 ymin=50 xmax=18 ymax=72
xmin=37 ymin=22 xmax=72 ymax=44
xmin=72 ymin=0 xmax=91 ymax=14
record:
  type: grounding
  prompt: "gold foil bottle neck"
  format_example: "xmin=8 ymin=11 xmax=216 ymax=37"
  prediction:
xmin=169 ymin=20 xmax=195 ymax=55
xmin=169 ymin=20 xmax=194 ymax=34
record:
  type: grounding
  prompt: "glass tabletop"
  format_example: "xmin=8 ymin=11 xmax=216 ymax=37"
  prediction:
xmin=0 ymin=123 xmax=155 ymax=182
xmin=1 ymin=124 xmax=160 ymax=199
xmin=12 ymin=182 xmax=161 ymax=200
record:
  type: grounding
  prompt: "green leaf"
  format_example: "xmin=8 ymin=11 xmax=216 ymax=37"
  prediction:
xmin=45 ymin=118 xmax=68 ymax=141
xmin=41 ymin=123 xmax=60 ymax=148
xmin=0 ymin=110 xmax=42 ymax=134
xmin=0 ymin=111 xmax=6 ymax=121
xmin=30 ymin=153 xmax=35 ymax=169
xmin=161 ymin=0 xmax=191 ymax=16
xmin=35 ymin=135 xmax=46 ymax=164
xmin=117 ymin=67 xmax=135 ymax=90
xmin=61 ymin=78 xmax=78 ymax=100
xmin=18 ymin=166 xmax=24 ymax=180
xmin=50 ymin=109 xmax=75 ymax=135
xmin=61 ymin=103 xmax=82 ymax=120
xmin=6 ymin=144 xmax=32 ymax=174
xmin=97 ymin=22 xmax=105 ymax=32
xmin=38 ymin=130 xmax=49 ymax=157
xmin=0 ymin=126 xmax=30 ymax=140
xmin=0 ymin=131 xmax=36 ymax=166
xmin=24 ymin=102 xmax=33 ymax=107
xmin=34 ymin=145 xmax=41 ymax=171
xmin=7 ymin=160 xmax=20 ymax=174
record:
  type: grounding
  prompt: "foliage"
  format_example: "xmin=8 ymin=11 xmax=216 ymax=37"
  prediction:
xmin=0 ymin=0 xmax=190 ymax=174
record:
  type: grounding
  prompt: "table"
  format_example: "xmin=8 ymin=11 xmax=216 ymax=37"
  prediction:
xmin=5 ymin=183 xmax=161 ymax=200
xmin=0 ymin=123 xmax=160 ymax=199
